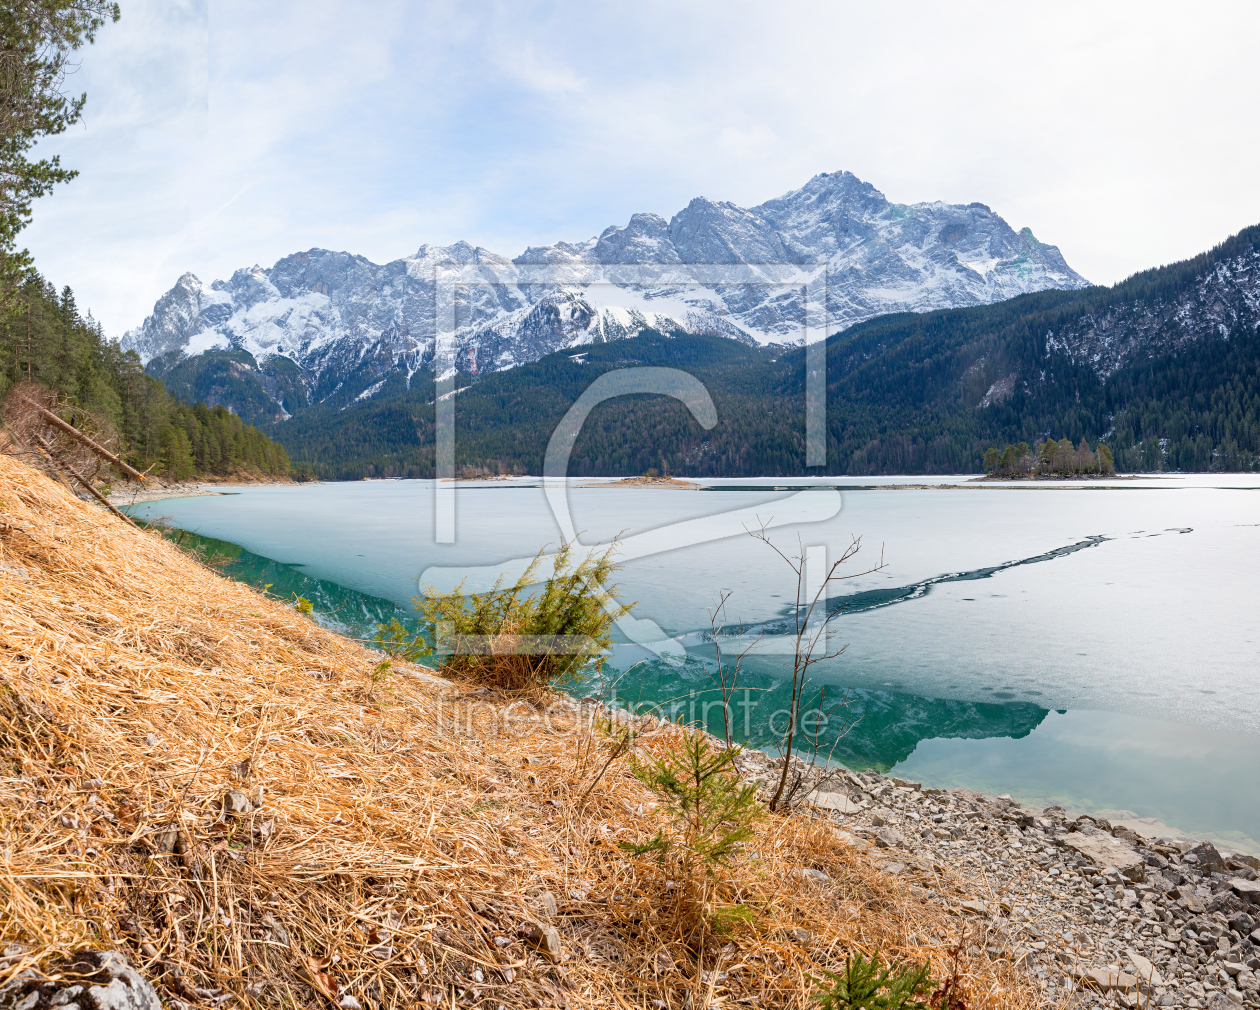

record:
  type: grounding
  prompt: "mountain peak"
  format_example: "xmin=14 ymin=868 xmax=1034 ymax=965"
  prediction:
xmin=122 ymin=170 xmax=1089 ymax=413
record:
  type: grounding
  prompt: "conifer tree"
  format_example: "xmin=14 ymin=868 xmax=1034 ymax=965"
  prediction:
xmin=1 ymin=1 xmax=120 ymax=295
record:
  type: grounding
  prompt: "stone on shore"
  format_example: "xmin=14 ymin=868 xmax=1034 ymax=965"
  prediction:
xmin=830 ymin=829 xmax=869 ymax=853
xmin=1083 ymin=966 xmax=1138 ymax=992
xmin=0 ymin=951 xmax=160 ymax=1010
xmin=1062 ymin=829 xmax=1148 ymax=882
xmin=1127 ymin=950 xmax=1164 ymax=986
xmin=1231 ymin=878 xmax=1260 ymax=902
xmin=874 ymin=829 xmax=903 ymax=849
xmin=1178 ymin=888 xmax=1209 ymax=914
xmin=806 ymin=790 xmax=862 ymax=814
xmin=1187 ymin=840 xmax=1229 ymax=873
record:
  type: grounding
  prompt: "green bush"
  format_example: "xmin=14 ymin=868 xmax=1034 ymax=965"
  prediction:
xmin=415 ymin=541 xmax=628 ymax=694
xmin=372 ymin=616 xmax=430 ymax=662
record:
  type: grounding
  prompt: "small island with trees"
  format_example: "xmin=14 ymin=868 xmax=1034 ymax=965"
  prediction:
xmin=981 ymin=437 xmax=1117 ymax=478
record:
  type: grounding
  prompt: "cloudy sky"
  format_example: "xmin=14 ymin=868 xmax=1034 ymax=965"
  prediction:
xmin=21 ymin=0 xmax=1260 ymax=335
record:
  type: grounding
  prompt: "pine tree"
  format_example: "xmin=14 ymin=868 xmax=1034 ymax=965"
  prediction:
xmin=1 ymin=1 xmax=121 ymax=295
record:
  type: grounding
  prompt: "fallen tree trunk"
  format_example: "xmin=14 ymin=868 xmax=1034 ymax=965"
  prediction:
xmin=17 ymin=392 xmax=147 ymax=481
xmin=65 ymin=463 xmax=142 ymax=527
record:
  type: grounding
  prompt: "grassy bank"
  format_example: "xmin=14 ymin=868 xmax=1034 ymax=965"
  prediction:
xmin=0 ymin=454 xmax=1037 ymax=1009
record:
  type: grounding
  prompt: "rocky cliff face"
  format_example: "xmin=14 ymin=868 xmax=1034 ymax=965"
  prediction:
xmin=1046 ymin=248 xmax=1260 ymax=379
xmin=122 ymin=170 xmax=1088 ymax=415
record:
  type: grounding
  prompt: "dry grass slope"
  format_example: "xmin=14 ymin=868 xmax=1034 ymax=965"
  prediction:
xmin=0 ymin=455 xmax=1039 ymax=1009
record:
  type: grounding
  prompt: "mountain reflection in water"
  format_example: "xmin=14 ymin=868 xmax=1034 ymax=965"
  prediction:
xmin=591 ymin=657 xmax=1048 ymax=772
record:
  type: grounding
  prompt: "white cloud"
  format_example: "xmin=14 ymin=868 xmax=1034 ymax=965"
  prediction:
xmin=18 ymin=0 xmax=1260 ymax=334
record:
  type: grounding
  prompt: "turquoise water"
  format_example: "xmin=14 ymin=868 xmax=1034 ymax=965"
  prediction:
xmin=148 ymin=528 xmax=417 ymax=643
xmin=125 ymin=475 xmax=1260 ymax=852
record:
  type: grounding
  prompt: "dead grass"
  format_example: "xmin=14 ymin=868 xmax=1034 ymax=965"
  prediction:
xmin=0 ymin=454 xmax=1042 ymax=1009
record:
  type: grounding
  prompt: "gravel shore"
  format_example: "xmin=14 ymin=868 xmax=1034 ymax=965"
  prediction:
xmin=103 ymin=478 xmax=305 ymax=507
xmin=104 ymin=482 xmax=227 ymax=506
xmin=732 ymin=751 xmax=1260 ymax=1010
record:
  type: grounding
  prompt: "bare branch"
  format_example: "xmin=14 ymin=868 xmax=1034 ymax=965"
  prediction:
xmin=748 ymin=524 xmax=887 ymax=811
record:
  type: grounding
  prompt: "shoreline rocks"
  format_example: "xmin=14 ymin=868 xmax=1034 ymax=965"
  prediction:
xmin=103 ymin=476 xmax=310 ymax=507
xmin=103 ymin=482 xmax=227 ymax=505
xmin=758 ymin=756 xmax=1260 ymax=1009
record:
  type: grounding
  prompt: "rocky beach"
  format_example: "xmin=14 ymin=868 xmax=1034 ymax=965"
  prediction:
xmin=731 ymin=747 xmax=1260 ymax=1010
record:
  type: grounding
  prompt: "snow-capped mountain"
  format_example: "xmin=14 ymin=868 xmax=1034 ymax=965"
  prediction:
xmin=122 ymin=171 xmax=1088 ymax=417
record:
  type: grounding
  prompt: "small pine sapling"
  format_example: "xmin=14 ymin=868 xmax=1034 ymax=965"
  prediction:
xmin=812 ymin=948 xmax=932 ymax=1010
xmin=621 ymin=734 xmax=761 ymax=936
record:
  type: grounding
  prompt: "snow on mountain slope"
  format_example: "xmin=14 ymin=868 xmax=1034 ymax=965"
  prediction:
xmin=1046 ymin=247 xmax=1260 ymax=378
xmin=122 ymin=170 xmax=1089 ymax=411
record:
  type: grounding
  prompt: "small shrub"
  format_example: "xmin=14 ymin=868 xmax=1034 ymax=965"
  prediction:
xmin=353 ymin=659 xmax=397 ymax=706
xmin=415 ymin=541 xmax=628 ymax=694
xmin=621 ymin=734 xmax=761 ymax=935
xmin=291 ymin=594 xmax=313 ymax=616
xmin=711 ymin=903 xmax=756 ymax=933
xmin=812 ymin=949 xmax=932 ymax=1010
xmin=372 ymin=617 xmax=429 ymax=662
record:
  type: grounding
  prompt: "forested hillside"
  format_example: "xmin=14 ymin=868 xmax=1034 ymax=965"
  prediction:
xmin=265 ymin=219 xmax=1260 ymax=478
xmin=263 ymin=322 xmax=1109 ymax=479
xmin=815 ymin=222 xmax=1260 ymax=474
xmin=1 ymin=275 xmax=291 ymax=479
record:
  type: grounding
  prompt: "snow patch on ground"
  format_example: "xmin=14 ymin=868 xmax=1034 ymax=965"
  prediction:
xmin=355 ymin=379 xmax=387 ymax=402
xmin=184 ymin=330 xmax=230 ymax=356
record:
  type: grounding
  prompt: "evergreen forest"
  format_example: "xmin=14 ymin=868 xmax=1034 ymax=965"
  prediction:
xmin=263 ymin=310 xmax=1260 ymax=480
xmin=1 ymin=275 xmax=291 ymax=479
xmin=0 ymin=2 xmax=290 ymax=482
